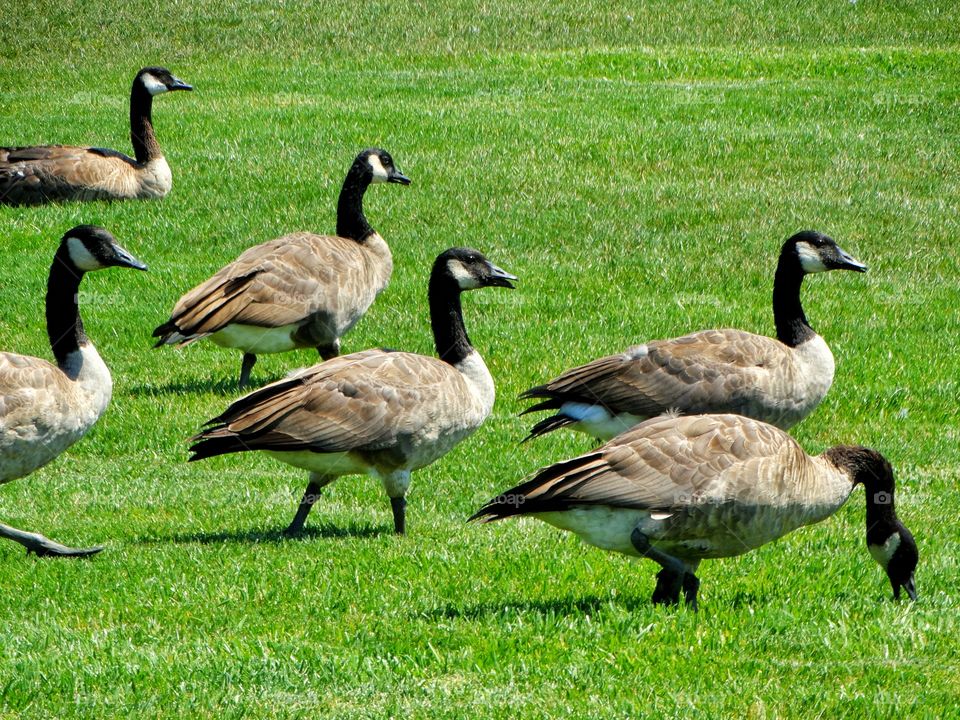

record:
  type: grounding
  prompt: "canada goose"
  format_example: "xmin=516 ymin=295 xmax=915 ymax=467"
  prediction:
xmin=472 ymin=413 xmax=918 ymax=608
xmin=0 ymin=67 xmax=192 ymax=205
xmin=521 ymin=231 xmax=867 ymax=441
xmin=0 ymin=225 xmax=147 ymax=557
xmin=152 ymin=148 xmax=411 ymax=388
xmin=189 ymin=248 xmax=516 ymax=535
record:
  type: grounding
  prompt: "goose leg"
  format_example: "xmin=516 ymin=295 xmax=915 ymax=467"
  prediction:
xmin=390 ymin=497 xmax=407 ymax=535
xmin=0 ymin=522 xmax=102 ymax=558
xmin=651 ymin=567 xmax=684 ymax=605
xmin=381 ymin=471 xmax=411 ymax=535
xmin=681 ymin=572 xmax=700 ymax=611
xmin=285 ymin=478 xmax=324 ymax=536
xmin=631 ymin=527 xmax=699 ymax=610
xmin=238 ymin=353 xmax=257 ymax=389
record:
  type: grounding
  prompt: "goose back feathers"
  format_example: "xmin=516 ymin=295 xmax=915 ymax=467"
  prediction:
xmin=0 ymin=67 xmax=192 ymax=205
xmin=521 ymin=231 xmax=867 ymax=440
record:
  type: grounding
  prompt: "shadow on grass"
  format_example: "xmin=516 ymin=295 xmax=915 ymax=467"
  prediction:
xmin=422 ymin=593 xmax=647 ymax=620
xmin=135 ymin=521 xmax=386 ymax=546
xmin=127 ymin=374 xmax=288 ymax=397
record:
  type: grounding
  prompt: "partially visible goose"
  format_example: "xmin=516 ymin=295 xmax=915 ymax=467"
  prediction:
xmin=472 ymin=413 xmax=918 ymax=608
xmin=153 ymin=148 xmax=411 ymax=388
xmin=521 ymin=231 xmax=867 ymax=441
xmin=189 ymin=248 xmax=516 ymax=535
xmin=0 ymin=67 xmax=192 ymax=205
xmin=1 ymin=225 xmax=148 ymax=557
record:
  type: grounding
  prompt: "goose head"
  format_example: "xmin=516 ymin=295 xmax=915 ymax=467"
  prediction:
xmin=356 ymin=148 xmax=411 ymax=186
xmin=62 ymin=225 xmax=149 ymax=274
xmin=785 ymin=230 xmax=867 ymax=275
xmin=435 ymin=248 xmax=517 ymax=291
xmin=135 ymin=66 xmax=193 ymax=96
xmin=872 ymin=522 xmax=919 ymax=602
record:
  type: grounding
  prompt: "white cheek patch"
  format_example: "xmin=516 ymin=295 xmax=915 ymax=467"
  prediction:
xmin=796 ymin=242 xmax=829 ymax=273
xmin=448 ymin=259 xmax=480 ymax=289
xmin=141 ymin=74 xmax=169 ymax=95
xmin=868 ymin=532 xmax=901 ymax=569
xmin=368 ymin=154 xmax=390 ymax=183
xmin=65 ymin=237 xmax=104 ymax=271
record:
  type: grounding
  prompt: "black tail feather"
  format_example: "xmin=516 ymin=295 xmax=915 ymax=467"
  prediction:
xmin=188 ymin=432 xmax=249 ymax=461
xmin=469 ymin=453 xmax=603 ymax=522
xmin=521 ymin=413 xmax=575 ymax=442
xmin=518 ymin=397 xmax=563 ymax=416
xmin=152 ymin=320 xmax=177 ymax=346
xmin=518 ymin=383 xmax=552 ymax=401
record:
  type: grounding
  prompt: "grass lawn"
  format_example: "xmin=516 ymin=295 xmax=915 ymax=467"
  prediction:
xmin=1 ymin=1 xmax=958 ymax=717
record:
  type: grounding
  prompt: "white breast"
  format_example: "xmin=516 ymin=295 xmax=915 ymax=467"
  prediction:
xmin=454 ymin=351 xmax=495 ymax=418
xmin=136 ymin=157 xmax=173 ymax=198
xmin=774 ymin=334 xmax=835 ymax=426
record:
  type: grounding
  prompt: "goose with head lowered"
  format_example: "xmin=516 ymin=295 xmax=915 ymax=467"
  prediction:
xmin=1 ymin=225 xmax=148 ymax=557
xmin=472 ymin=413 xmax=918 ymax=609
xmin=189 ymin=248 xmax=516 ymax=535
xmin=521 ymin=231 xmax=867 ymax=441
xmin=0 ymin=67 xmax=192 ymax=205
xmin=153 ymin=148 xmax=410 ymax=388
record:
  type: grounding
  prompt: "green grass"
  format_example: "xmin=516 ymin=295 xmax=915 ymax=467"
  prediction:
xmin=1 ymin=2 xmax=959 ymax=717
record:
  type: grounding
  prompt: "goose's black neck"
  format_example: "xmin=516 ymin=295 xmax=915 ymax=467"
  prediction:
xmin=772 ymin=248 xmax=816 ymax=347
xmin=336 ymin=163 xmax=374 ymax=241
xmin=862 ymin=467 xmax=901 ymax=546
xmin=429 ymin=275 xmax=473 ymax=366
xmin=824 ymin=445 xmax=900 ymax=545
xmin=46 ymin=246 xmax=88 ymax=372
xmin=130 ymin=83 xmax=161 ymax=165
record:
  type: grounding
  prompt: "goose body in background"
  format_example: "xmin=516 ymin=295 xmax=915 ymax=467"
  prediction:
xmin=521 ymin=231 xmax=867 ymax=441
xmin=0 ymin=67 xmax=192 ymax=205
xmin=0 ymin=226 xmax=148 ymax=557
xmin=472 ymin=413 xmax=918 ymax=608
xmin=189 ymin=248 xmax=516 ymax=535
xmin=153 ymin=148 xmax=411 ymax=388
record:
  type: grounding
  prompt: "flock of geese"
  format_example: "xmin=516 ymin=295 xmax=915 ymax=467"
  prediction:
xmin=0 ymin=67 xmax=918 ymax=609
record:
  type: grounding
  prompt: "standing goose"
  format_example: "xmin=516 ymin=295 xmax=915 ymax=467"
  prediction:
xmin=521 ymin=231 xmax=867 ymax=441
xmin=472 ymin=413 xmax=918 ymax=608
xmin=0 ymin=67 xmax=192 ymax=205
xmin=153 ymin=148 xmax=411 ymax=388
xmin=189 ymin=248 xmax=516 ymax=535
xmin=1 ymin=225 xmax=148 ymax=557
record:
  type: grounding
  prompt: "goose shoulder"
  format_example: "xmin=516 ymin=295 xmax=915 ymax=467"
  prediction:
xmin=0 ymin=346 xmax=112 ymax=482
xmin=0 ymin=353 xmax=74 ymax=437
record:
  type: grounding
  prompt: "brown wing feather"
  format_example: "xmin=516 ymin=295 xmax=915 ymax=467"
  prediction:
xmin=526 ymin=329 xmax=789 ymax=417
xmin=0 ymin=352 xmax=73 ymax=471
xmin=161 ymin=233 xmax=380 ymax=338
xmin=191 ymin=349 xmax=470 ymax=456
xmin=473 ymin=414 xmax=797 ymax=520
xmin=0 ymin=145 xmax=137 ymax=205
